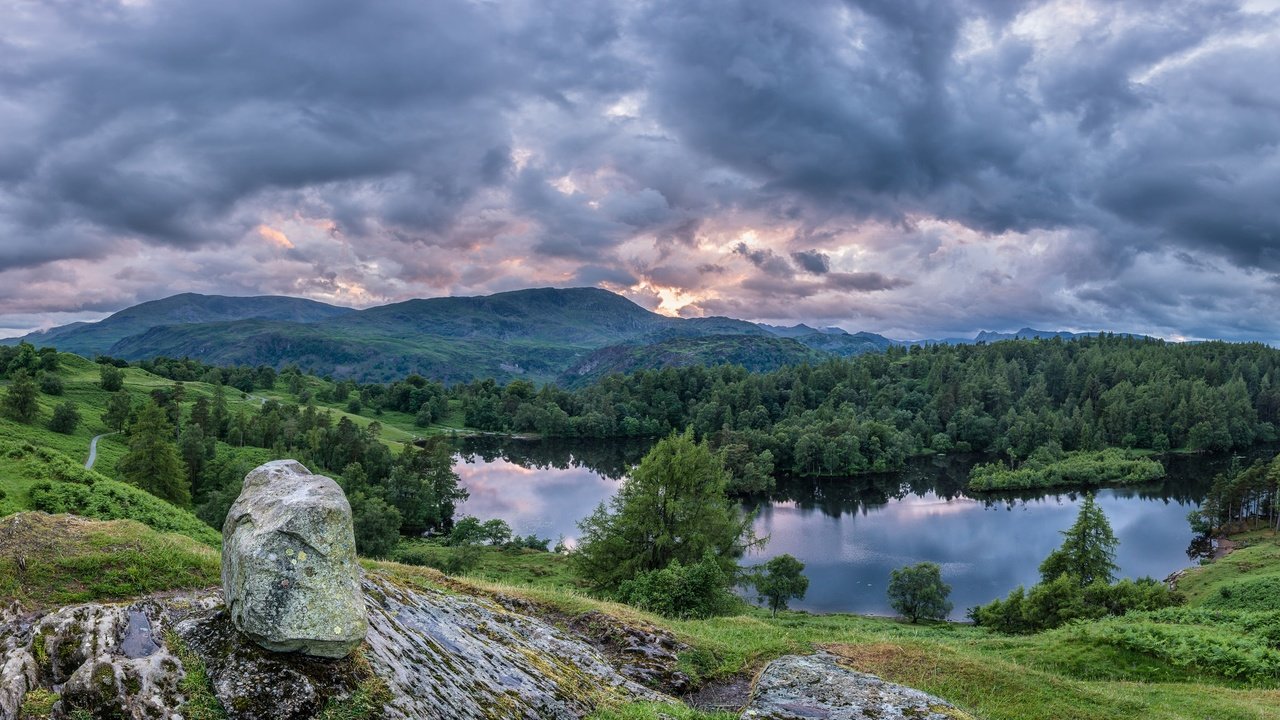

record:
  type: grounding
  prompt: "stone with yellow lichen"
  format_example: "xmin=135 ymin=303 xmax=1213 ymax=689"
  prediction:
xmin=221 ymin=460 xmax=367 ymax=659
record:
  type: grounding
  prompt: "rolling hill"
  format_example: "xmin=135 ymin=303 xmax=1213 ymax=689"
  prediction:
xmin=4 ymin=293 xmax=352 ymax=357
xmin=6 ymin=287 xmax=1130 ymax=384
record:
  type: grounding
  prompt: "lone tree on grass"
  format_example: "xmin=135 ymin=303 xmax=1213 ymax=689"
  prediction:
xmin=2 ymin=370 xmax=40 ymax=423
xmin=1039 ymin=493 xmax=1118 ymax=586
xmin=888 ymin=561 xmax=953 ymax=623
xmin=48 ymin=401 xmax=80 ymax=434
xmin=749 ymin=554 xmax=809 ymax=616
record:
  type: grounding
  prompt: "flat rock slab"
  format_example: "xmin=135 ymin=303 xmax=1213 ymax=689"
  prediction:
xmin=740 ymin=652 xmax=973 ymax=720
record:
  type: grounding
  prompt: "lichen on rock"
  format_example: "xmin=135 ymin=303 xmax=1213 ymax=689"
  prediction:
xmin=740 ymin=652 xmax=973 ymax=720
xmin=222 ymin=460 xmax=367 ymax=659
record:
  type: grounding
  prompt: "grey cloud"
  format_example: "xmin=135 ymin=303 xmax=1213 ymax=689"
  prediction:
xmin=791 ymin=250 xmax=831 ymax=274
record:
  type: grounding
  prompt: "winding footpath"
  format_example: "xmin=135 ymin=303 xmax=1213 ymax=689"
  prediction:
xmin=84 ymin=432 xmax=116 ymax=470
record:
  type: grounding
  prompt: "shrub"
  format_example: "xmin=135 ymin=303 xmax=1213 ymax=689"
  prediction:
xmin=48 ymin=401 xmax=81 ymax=434
xmin=27 ymin=479 xmax=220 ymax=545
xmin=39 ymin=373 xmax=64 ymax=395
xmin=617 ymin=552 xmax=739 ymax=619
xmin=971 ymin=576 xmax=1180 ymax=634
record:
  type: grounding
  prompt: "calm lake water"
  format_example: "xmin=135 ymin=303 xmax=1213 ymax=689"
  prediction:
xmin=453 ymin=438 xmax=1268 ymax=618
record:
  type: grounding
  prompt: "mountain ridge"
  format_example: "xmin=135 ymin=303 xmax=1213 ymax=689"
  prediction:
xmin=4 ymin=288 xmax=1144 ymax=383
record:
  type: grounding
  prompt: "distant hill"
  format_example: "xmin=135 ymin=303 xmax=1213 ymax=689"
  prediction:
xmin=7 ymin=287 xmax=1147 ymax=383
xmin=82 ymin=288 xmax=773 ymax=383
xmin=559 ymin=334 xmax=830 ymax=387
xmin=4 ymin=293 xmax=352 ymax=358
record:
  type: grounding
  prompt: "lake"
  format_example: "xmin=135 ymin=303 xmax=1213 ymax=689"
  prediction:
xmin=452 ymin=438 xmax=1263 ymax=618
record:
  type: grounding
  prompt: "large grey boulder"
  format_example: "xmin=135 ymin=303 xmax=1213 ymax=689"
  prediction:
xmin=222 ymin=460 xmax=367 ymax=658
xmin=740 ymin=652 xmax=972 ymax=720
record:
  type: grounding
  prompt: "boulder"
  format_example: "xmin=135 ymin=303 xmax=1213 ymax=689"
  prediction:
xmin=222 ymin=460 xmax=367 ymax=658
xmin=740 ymin=652 xmax=972 ymax=720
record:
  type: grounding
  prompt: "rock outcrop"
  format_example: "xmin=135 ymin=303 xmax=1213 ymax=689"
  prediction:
xmin=0 ymin=572 xmax=666 ymax=720
xmin=222 ymin=460 xmax=367 ymax=658
xmin=740 ymin=652 xmax=973 ymax=720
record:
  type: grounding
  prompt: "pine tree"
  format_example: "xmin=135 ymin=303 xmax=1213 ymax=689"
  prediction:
xmin=117 ymin=402 xmax=190 ymax=507
xmin=1039 ymin=494 xmax=1119 ymax=586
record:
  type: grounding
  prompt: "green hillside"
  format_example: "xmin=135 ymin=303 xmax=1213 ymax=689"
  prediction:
xmin=559 ymin=335 xmax=829 ymax=387
xmin=4 ymin=293 xmax=351 ymax=357
xmin=12 ymin=288 xmax=797 ymax=384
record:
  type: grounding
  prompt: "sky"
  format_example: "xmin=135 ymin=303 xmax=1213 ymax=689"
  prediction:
xmin=1 ymin=0 xmax=1279 ymax=342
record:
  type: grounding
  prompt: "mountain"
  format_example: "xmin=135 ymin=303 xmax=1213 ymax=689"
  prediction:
xmin=4 ymin=293 xmax=353 ymax=358
xmin=559 ymin=334 xmax=830 ymax=387
xmin=94 ymin=288 xmax=774 ymax=383
xmin=8 ymin=287 xmax=1147 ymax=384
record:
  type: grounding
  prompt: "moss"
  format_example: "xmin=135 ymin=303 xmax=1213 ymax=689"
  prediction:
xmin=31 ymin=628 xmax=49 ymax=670
xmin=316 ymin=651 xmax=392 ymax=720
xmin=18 ymin=688 xmax=58 ymax=719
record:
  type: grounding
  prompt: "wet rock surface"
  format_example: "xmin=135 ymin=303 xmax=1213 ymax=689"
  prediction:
xmin=364 ymin=576 xmax=665 ymax=720
xmin=740 ymin=652 xmax=973 ymax=720
xmin=222 ymin=460 xmax=367 ymax=659
xmin=0 ymin=572 xmax=666 ymax=720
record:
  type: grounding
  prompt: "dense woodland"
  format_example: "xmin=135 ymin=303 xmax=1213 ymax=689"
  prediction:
xmin=451 ymin=336 xmax=1277 ymax=486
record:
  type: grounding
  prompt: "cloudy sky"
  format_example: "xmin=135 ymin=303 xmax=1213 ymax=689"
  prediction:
xmin=2 ymin=0 xmax=1279 ymax=341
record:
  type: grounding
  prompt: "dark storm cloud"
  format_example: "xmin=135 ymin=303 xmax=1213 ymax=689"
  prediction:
xmin=1 ymin=0 xmax=1279 ymax=342
xmin=791 ymin=250 xmax=831 ymax=275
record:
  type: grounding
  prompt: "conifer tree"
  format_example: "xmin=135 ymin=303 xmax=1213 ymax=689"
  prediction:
xmin=117 ymin=402 xmax=190 ymax=507
xmin=1039 ymin=494 xmax=1119 ymax=586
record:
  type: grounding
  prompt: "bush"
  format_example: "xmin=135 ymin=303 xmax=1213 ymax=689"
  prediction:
xmin=1203 ymin=576 xmax=1280 ymax=612
xmin=99 ymin=364 xmax=125 ymax=392
xmin=747 ymin=554 xmax=809 ymax=616
xmin=971 ymin=575 xmax=1180 ymax=634
xmin=48 ymin=401 xmax=80 ymax=434
xmin=616 ymin=552 xmax=740 ymax=619
xmin=887 ymin=562 xmax=953 ymax=623
xmin=39 ymin=374 xmax=64 ymax=396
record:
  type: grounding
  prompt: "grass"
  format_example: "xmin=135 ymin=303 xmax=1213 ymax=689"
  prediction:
xmin=586 ymin=703 xmax=735 ymax=720
xmin=0 ymin=512 xmax=220 ymax=610
xmin=1175 ymin=529 xmax=1280 ymax=606
xmin=166 ymin=629 xmax=228 ymax=720
xmin=392 ymin=540 xmax=583 ymax=590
